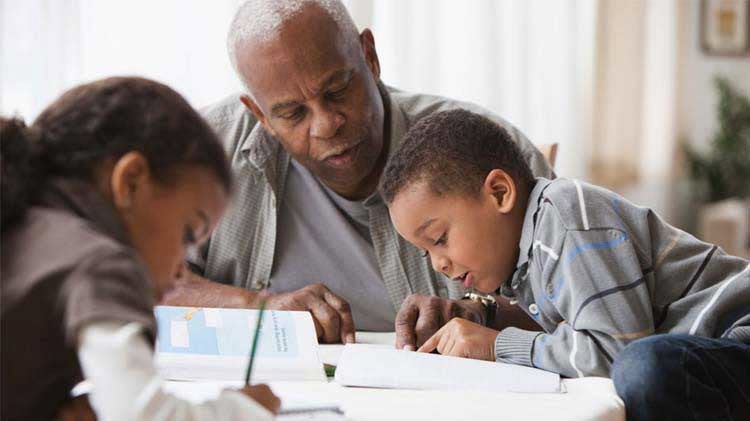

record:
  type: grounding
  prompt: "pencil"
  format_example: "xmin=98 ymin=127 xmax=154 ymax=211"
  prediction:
xmin=244 ymin=299 xmax=266 ymax=386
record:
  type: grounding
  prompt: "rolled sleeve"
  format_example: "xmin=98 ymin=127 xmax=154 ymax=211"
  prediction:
xmin=494 ymin=327 xmax=543 ymax=366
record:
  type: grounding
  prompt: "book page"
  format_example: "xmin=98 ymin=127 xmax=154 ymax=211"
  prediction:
xmin=155 ymin=306 xmax=325 ymax=382
xmin=335 ymin=344 xmax=561 ymax=393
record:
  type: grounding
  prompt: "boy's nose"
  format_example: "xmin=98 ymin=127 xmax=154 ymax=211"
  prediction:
xmin=430 ymin=254 xmax=451 ymax=276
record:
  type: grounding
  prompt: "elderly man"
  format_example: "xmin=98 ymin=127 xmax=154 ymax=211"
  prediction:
xmin=164 ymin=0 xmax=553 ymax=347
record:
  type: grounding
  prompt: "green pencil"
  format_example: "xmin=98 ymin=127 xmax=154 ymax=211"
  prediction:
xmin=244 ymin=299 xmax=266 ymax=386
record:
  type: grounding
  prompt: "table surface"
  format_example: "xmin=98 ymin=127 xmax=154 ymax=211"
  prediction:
xmin=166 ymin=332 xmax=625 ymax=421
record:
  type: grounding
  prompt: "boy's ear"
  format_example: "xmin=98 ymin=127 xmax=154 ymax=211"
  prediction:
xmin=110 ymin=152 xmax=151 ymax=210
xmin=483 ymin=169 xmax=517 ymax=214
xmin=240 ymin=95 xmax=278 ymax=138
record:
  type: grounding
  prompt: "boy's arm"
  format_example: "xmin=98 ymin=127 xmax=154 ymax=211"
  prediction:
xmin=496 ymin=228 xmax=654 ymax=378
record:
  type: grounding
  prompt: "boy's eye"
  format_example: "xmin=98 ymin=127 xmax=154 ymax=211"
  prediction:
xmin=434 ymin=233 xmax=447 ymax=246
xmin=182 ymin=226 xmax=197 ymax=246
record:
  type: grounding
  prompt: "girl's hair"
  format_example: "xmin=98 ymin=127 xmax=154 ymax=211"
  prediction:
xmin=1 ymin=76 xmax=231 ymax=230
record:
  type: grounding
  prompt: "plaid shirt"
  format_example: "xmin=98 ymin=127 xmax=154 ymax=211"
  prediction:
xmin=189 ymin=84 xmax=554 ymax=311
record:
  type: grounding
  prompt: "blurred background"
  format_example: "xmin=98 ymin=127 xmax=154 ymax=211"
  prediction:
xmin=1 ymin=0 xmax=748 ymax=254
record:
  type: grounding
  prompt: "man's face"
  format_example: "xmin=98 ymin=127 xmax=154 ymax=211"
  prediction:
xmin=236 ymin=6 xmax=385 ymax=199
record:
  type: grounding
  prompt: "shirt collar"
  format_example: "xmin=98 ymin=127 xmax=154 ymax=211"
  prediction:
xmin=41 ymin=178 xmax=132 ymax=246
xmin=514 ymin=177 xmax=554 ymax=269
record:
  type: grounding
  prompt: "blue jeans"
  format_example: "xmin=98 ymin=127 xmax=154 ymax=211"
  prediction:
xmin=611 ymin=334 xmax=750 ymax=421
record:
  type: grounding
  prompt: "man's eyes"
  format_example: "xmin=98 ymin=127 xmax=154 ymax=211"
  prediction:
xmin=281 ymin=107 xmax=306 ymax=121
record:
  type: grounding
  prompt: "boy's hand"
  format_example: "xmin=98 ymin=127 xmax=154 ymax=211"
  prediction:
xmin=239 ymin=384 xmax=281 ymax=414
xmin=395 ymin=294 xmax=484 ymax=351
xmin=417 ymin=317 xmax=499 ymax=361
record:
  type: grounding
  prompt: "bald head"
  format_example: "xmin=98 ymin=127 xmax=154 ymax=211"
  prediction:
xmin=227 ymin=0 xmax=360 ymax=90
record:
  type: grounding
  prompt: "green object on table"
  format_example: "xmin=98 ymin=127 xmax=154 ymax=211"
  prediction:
xmin=324 ymin=363 xmax=336 ymax=377
xmin=244 ymin=300 xmax=266 ymax=385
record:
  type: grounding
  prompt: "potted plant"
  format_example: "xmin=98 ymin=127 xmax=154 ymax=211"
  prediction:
xmin=685 ymin=76 xmax=750 ymax=258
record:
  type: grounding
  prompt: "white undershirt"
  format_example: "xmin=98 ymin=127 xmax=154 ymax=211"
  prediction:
xmin=77 ymin=321 xmax=273 ymax=421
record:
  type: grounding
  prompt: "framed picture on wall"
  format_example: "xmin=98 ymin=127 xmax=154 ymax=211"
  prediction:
xmin=701 ymin=0 xmax=750 ymax=56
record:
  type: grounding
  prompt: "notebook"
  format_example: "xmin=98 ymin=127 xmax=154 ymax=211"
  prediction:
xmin=334 ymin=344 xmax=562 ymax=393
xmin=155 ymin=306 xmax=325 ymax=382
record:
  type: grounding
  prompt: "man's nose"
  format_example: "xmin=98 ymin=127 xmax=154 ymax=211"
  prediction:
xmin=309 ymin=106 xmax=345 ymax=139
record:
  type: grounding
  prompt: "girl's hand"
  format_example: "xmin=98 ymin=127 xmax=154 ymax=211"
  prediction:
xmin=417 ymin=317 xmax=499 ymax=361
xmin=56 ymin=395 xmax=96 ymax=421
xmin=239 ymin=384 xmax=281 ymax=414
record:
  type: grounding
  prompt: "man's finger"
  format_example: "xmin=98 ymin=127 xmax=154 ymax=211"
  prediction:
xmin=395 ymin=303 xmax=419 ymax=350
xmin=417 ymin=329 xmax=441 ymax=353
xmin=308 ymin=299 xmax=341 ymax=343
xmin=414 ymin=302 xmax=442 ymax=347
xmin=324 ymin=291 xmax=356 ymax=344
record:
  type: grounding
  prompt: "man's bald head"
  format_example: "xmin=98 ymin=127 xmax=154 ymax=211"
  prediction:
xmin=227 ymin=0 xmax=360 ymax=91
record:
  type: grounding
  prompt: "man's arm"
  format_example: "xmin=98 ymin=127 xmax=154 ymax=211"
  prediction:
xmin=161 ymin=269 xmax=258 ymax=309
xmin=161 ymin=266 xmax=356 ymax=344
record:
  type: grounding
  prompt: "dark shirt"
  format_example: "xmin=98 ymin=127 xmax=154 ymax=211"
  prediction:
xmin=1 ymin=179 xmax=157 ymax=421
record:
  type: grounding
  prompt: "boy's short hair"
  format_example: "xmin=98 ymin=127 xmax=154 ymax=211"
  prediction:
xmin=380 ymin=109 xmax=535 ymax=204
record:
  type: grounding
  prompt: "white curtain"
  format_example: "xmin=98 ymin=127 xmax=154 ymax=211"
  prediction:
xmin=347 ymin=0 xmax=598 ymax=179
xmin=2 ymin=0 xmax=683 ymax=186
xmin=0 ymin=0 xmax=245 ymax=120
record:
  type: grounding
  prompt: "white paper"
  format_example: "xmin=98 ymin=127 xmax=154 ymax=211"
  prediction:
xmin=170 ymin=320 xmax=189 ymax=348
xmin=202 ymin=308 xmax=223 ymax=328
xmin=334 ymin=344 xmax=561 ymax=393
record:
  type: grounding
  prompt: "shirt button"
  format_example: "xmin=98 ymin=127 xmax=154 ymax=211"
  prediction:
xmin=546 ymin=283 xmax=555 ymax=296
xmin=251 ymin=280 xmax=265 ymax=290
xmin=528 ymin=303 xmax=539 ymax=315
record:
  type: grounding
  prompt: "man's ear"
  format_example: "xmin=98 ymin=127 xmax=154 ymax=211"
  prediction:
xmin=359 ymin=29 xmax=381 ymax=81
xmin=483 ymin=169 xmax=517 ymax=214
xmin=240 ymin=94 xmax=277 ymax=137
xmin=110 ymin=152 xmax=151 ymax=211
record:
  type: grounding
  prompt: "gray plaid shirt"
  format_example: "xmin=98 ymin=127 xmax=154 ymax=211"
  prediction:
xmin=190 ymin=84 xmax=554 ymax=311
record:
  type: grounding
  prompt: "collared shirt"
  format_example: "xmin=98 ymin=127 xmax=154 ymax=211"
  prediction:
xmin=494 ymin=177 xmax=750 ymax=378
xmin=190 ymin=84 xmax=554 ymax=313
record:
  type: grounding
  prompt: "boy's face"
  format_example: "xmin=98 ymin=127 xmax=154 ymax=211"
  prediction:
xmin=388 ymin=170 xmax=525 ymax=294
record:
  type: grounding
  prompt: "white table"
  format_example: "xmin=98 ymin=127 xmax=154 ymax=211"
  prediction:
xmin=166 ymin=332 xmax=625 ymax=421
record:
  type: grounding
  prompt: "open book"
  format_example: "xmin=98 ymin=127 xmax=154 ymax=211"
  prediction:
xmin=154 ymin=306 xmax=325 ymax=382
xmin=334 ymin=344 xmax=562 ymax=393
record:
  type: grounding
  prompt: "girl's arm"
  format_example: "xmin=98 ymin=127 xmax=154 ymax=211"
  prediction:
xmin=77 ymin=321 xmax=277 ymax=421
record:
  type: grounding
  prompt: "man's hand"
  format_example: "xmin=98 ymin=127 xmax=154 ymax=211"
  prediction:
xmin=417 ymin=318 xmax=499 ymax=361
xmin=238 ymin=384 xmax=281 ymax=414
xmin=394 ymin=294 xmax=484 ymax=351
xmin=265 ymin=283 xmax=355 ymax=344
xmin=163 ymin=265 xmax=356 ymax=344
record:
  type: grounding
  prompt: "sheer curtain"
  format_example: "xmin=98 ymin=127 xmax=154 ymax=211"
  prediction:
xmin=347 ymin=0 xmax=598 ymax=179
xmin=2 ymin=0 xmax=682 ymax=186
xmin=0 ymin=0 xmax=245 ymax=120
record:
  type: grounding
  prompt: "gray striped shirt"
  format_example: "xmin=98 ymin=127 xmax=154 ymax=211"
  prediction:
xmin=495 ymin=177 xmax=750 ymax=378
xmin=189 ymin=84 xmax=554 ymax=314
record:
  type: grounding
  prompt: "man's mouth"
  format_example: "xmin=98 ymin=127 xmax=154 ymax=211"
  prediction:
xmin=453 ymin=272 xmax=474 ymax=288
xmin=322 ymin=142 xmax=361 ymax=168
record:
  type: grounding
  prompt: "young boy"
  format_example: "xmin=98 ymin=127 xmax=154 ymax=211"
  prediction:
xmin=380 ymin=109 xmax=750 ymax=420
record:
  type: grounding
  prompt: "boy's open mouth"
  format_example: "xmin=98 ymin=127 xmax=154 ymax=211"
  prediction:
xmin=454 ymin=272 xmax=473 ymax=288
